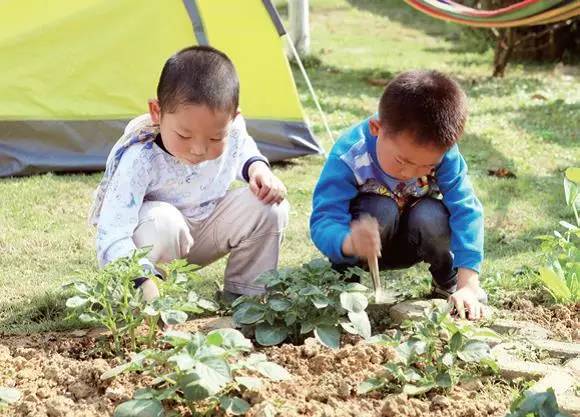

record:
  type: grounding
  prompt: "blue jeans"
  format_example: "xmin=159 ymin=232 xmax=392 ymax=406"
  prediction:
xmin=334 ymin=193 xmax=457 ymax=290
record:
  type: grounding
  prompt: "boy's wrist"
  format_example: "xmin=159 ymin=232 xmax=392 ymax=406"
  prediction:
xmin=243 ymin=157 xmax=270 ymax=181
xmin=457 ymin=267 xmax=479 ymax=290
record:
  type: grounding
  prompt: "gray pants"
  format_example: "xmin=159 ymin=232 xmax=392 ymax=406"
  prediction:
xmin=133 ymin=187 xmax=289 ymax=295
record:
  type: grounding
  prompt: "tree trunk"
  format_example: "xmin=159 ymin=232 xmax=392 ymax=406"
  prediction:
xmin=289 ymin=0 xmax=310 ymax=56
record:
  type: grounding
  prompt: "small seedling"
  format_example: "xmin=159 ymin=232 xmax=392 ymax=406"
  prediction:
xmin=232 ymin=259 xmax=372 ymax=349
xmin=64 ymin=252 xmax=217 ymax=354
xmin=359 ymin=303 xmax=500 ymax=396
xmin=104 ymin=328 xmax=291 ymax=416
xmin=536 ymin=167 xmax=580 ymax=304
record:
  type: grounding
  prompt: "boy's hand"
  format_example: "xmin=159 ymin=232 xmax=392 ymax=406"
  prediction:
xmin=342 ymin=215 xmax=381 ymax=259
xmin=449 ymin=268 xmax=486 ymax=321
xmin=140 ymin=278 xmax=160 ymax=302
xmin=249 ymin=162 xmax=287 ymax=205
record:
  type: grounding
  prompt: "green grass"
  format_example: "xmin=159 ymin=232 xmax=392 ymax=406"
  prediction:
xmin=1 ymin=0 xmax=578 ymax=333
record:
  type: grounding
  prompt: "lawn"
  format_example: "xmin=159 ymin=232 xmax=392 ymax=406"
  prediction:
xmin=0 ymin=0 xmax=578 ymax=334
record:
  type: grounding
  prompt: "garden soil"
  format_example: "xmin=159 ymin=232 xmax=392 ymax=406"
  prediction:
xmin=0 ymin=317 xmax=517 ymax=417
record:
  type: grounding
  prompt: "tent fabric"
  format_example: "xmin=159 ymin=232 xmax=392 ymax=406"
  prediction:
xmin=405 ymin=0 xmax=580 ymax=27
xmin=0 ymin=0 xmax=322 ymax=177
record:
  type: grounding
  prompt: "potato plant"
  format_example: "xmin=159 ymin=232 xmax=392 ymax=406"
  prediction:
xmin=64 ymin=252 xmax=217 ymax=354
xmin=359 ymin=303 xmax=500 ymax=396
xmin=232 ymin=259 xmax=371 ymax=349
xmin=104 ymin=328 xmax=291 ymax=417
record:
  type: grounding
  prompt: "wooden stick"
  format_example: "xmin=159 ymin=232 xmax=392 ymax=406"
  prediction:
xmin=368 ymin=254 xmax=385 ymax=303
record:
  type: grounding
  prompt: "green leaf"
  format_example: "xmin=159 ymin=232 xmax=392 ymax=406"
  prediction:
xmin=299 ymin=285 xmax=321 ymax=296
xmin=268 ymin=297 xmax=292 ymax=312
xmin=357 ymin=377 xmax=384 ymax=394
xmin=297 ymin=322 xmax=313 ymax=336
xmin=284 ymin=312 xmax=297 ymax=326
xmin=235 ymin=376 xmax=262 ymax=390
xmin=65 ymin=296 xmax=90 ymax=309
xmin=160 ymin=310 xmax=188 ymax=325
xmin=179 ymin=372 xmax=209 ymax=402
xmin=457 ymin=340 xmax=492 ymax=363
xmin=441 ymin=352 xmax=454 ymax=368
xmin=142 ymin=305 xmax=159 ymax=317
xmin=436 ymin=372 xmax=452 ymax=388
xmin=314 ymin=325 xmax=340 ymax=350
xmin=0 ymin=388 xmax=21 ymax=404
xmin=209 ymin=329 xmax=253 ymax=351
xmin=450 ymin=332 xmax=464 ymax=352
xmin=340 ymin=292 xmax=368 ymax=313
xmin=233 ymin=303 xmax=265 ymax=325
xmin=255 ymin=323 xmax=289 ymax=346
xmin=340 ymin=321 xmax=358 ymax=335
xmin=220 ymin=396 xmax=251 ymax=415
xmin=101 ymin=363 xmax=133 ymax=380
xmin=311 ymin=295 xmax=330 ymax=308
xmin=195 ymin=358 xmax=231 ymax=395
xmin=168 ymin=351 xmax=195 ymax=371
xmin=78 ymin=313 xmax=98 ymax=323
xmin=469 ymin=327 xmax=502 ymax=343
xmin=113 ymin=399 xmax=164 ymax=417
xmin=197 ymin=298 xmax=218 ymax=311
xmin=347 ymin=311 xmax=371 ymax=339
xmin=345 ymin=282 xmax=368 ymax=292
xmin=403 ymin=383 xmax=435 ymax=396
xmin=162 ymin=330 xmax=192 ymax=344
xmin=253 ymin=360 xmax=291 ymax=381
xmin=205 ymin=331 xmax=223 ymax=346
xmin=539 ymin=267 xmax=572 ymax=302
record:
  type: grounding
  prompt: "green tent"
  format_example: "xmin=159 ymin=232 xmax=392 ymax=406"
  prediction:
xmin=0 ymin=0 xmax=323 ymax=177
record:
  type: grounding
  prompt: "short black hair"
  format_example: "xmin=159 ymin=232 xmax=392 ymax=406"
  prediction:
xmin=157 ymin=45 xmax=239 ymax=114
xmin=379 ymin=70 xmax=467 ymax=149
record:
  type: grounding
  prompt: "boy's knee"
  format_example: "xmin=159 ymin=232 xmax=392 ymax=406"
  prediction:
xmin=240 ymin=188 xmax=290 ymax=233
xmin=134 ymin=202 xmax=193 ymax=261
xmin=351 ymin=194 xmax=399 ymax=237
xmin=408 ymin=199 xmax=450 ymax=243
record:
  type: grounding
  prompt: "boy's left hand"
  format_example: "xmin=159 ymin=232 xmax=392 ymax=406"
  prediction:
xmin=449 ymin=268 xmax=487 ymax=321
xmin=249 ymin=161 xmax=287 ymax=205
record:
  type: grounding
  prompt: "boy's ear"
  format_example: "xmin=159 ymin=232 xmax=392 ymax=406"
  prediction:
xmin=369 ymin=118 xmax=381 ymax=136
xmin=148 ymin=99 xmax=161 ymax=125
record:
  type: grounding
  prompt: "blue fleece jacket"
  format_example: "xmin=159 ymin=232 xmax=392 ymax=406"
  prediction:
xmin=310 ymin=117 xmax=484 ymax=273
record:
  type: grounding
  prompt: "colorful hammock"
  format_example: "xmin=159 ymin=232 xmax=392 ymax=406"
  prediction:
xmin=404 ymin=0 xmax=580 ymax=27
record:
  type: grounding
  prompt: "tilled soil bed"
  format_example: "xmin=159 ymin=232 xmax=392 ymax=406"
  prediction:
xmin=0 ymin=317 xmax=516 ymax=417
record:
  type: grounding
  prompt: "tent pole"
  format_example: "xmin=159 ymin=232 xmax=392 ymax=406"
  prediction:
xmin=285 ymin=34 xmax=334 ymax=153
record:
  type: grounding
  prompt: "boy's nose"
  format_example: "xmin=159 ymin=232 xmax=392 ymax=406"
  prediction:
xmin=189 ymin=142 xmax=207 ymax=156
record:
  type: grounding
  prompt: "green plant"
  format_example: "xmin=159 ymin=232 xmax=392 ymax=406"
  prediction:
xmin=64 ymin=253 xmax=217 ymax=354
xmin=506 ymin=388 xmax=570 ymax=417
xmin=536 ymin=168 xmax=580 ymax=304
xmin=0 ymin=387 xmax=21 ymax=410
xmin=104 ymin=328 xmax=290 ymax=416
xmin=232 ymin=259 xmax=371 ymax=349
xmin=359 ymin=303 xmax=500 ymax=396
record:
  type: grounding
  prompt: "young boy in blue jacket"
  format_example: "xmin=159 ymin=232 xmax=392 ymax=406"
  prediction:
xmin=310 ymin=70 xmax=486 ymax=320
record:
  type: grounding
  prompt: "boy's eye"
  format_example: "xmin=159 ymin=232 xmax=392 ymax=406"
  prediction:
xmin=210 ymin=138 xmax=224 ymax=142
xmin=176 ymin=132 xmax=191 ymax=140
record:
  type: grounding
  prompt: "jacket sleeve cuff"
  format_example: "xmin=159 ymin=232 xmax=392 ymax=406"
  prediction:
xmin=328 ymin=229 xmax=359 ymax=265
xmin=241 ymin=156 xmax=270 ymax=182
xmin=452 ymin=250 xmax=482 ymax=275
xmin=133 ymin=258 xmax=162 ymax=288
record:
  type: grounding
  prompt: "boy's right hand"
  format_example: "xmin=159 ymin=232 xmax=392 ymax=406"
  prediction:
xmin=342 ymin=215 xmax=382 ymax=259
